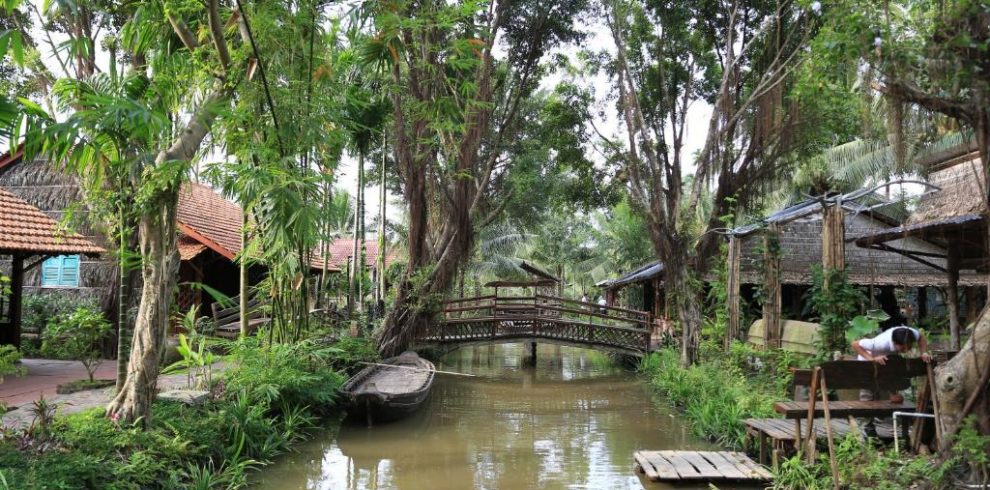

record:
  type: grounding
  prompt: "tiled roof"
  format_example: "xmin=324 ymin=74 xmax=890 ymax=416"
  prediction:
xmin=0 ymin=188 xmax=104 ymax=255
xmin=311 ymin=237 xmax=400 ymax=271
xmin=178 ymin=236 xmax=208 ymax=261
xmin=177 ymin=182 xmax=244 ymax=260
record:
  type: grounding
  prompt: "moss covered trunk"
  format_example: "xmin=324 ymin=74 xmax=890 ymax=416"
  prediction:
xmin=105 ymin=193 xmax=179 ymax=424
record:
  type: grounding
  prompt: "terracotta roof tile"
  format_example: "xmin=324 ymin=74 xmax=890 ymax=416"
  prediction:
xmin=177 ymin=183 xmax=243 ymax=260
xmin=178 ymin=236 xmax=208 ymax=261
xmin=0 ymin=188 xmax=104 ymax=255
xmin=311 ymin=237 xmax=400 ymax=270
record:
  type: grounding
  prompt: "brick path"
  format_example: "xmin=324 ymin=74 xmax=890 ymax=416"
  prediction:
xmin=1 ymin=359 xmax=223 ymax=429
xmin=0 ymin=359 xmax=117 ymax=408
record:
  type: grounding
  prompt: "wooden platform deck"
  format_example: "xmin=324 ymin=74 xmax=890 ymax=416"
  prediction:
xmin=634 ymin=450 xmax=773 ymax=483
xmin=744 ymin=417 xmax=896 ymax=465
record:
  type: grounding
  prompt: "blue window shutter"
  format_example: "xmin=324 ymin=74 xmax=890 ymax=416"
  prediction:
xmin=60 ymin=255 xmax=80 ymax=287
xmin=41 ymin=257 xmax=61 ymax=287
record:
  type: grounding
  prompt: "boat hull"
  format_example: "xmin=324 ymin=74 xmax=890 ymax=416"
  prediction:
xmin=340 ymin=351 xmax=435 ymax=425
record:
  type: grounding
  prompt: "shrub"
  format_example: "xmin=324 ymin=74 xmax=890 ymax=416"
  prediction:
xmin=41 ymin=306 xmax=112 ymax=382
xmin=22 ymin=294 xmax=96 ymax=336
xmin=772 ymin=433 xmax=955 ymax=490
xmin=0 ymin=345 xmax=21 ymax=383
xmin=223 ymin=337 xmax=347 ymax=411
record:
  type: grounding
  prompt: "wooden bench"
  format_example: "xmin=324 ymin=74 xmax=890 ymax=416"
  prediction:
xmin=211 ymin=294 xmax=270 ymax=339
xmin=773 ymin=400 xmax=915 ymax=419
xmin=746 ymin=355 xmax=932 ymax=469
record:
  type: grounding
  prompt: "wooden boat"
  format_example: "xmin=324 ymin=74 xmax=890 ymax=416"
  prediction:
xmin=341 ymin=351 xmax=435 ymax=425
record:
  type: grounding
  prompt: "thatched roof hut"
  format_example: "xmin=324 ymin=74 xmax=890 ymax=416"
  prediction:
xmin=0 ymin=149 xmax=117 ymax=311
xmin=852 ymin=149 xmax=987 ymax=350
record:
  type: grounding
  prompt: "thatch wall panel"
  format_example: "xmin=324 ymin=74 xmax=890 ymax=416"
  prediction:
xmin=738 ymin=211 xmax=986 ymax=287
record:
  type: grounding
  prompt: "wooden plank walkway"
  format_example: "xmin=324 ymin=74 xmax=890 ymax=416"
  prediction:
xmin=634 ymin=450 xmax=772 ymax=483
xmin=744 ymin=417 xmax=896 ymax=465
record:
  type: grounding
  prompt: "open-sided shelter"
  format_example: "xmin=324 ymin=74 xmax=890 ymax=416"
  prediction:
xmin=0 ymin=188 xmax=104 ymax=347
xmin=854 ymin=146 xmax=988 ymax=348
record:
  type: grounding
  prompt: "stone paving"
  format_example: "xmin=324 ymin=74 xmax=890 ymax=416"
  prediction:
xmin=0 ymin=359 xmax=117 ymax=407
xmin=1 ymin=359 xmax=223 ymax=429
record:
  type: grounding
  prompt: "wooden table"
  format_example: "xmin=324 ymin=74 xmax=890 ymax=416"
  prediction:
xmin=774 ymin=400 xmax=915 ymax=419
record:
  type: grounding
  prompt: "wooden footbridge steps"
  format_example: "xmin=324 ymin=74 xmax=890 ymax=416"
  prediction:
xmin=634 ymin=450 xmax=773 ymax=483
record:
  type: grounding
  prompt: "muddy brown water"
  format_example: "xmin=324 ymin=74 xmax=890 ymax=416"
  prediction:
xmin=252 ymin=343 xmax=759 ymax=490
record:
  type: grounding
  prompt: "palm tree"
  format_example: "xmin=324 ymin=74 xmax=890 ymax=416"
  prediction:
xmin=466 ymin=223 xmax=531 ymax=296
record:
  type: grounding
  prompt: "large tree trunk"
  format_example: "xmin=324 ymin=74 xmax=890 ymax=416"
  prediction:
xmin=670 ymin=262 xmax=703 ymax=367
xmin=936 ymin=303 xmax=990 ymax=445
xmin=106 ymin=90 xmax=225 ymax=425
xmin=105 ymin=195 xmax=179 ymax=424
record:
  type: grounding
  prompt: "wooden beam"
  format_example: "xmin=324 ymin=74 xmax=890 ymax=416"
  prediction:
xmin=946 ymin=247 xmax=961 ymax=350
xmin=4 ymin=255 xmax=24 ymax=348
xmin=822 ymin=202 xmax=846 ymax=274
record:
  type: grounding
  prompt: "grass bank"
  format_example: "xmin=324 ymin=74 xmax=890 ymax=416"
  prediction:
xmin=639 ymin=344 xmax=783 ymax=448
xmin=0 ymin=336 xmax=377 ymax=489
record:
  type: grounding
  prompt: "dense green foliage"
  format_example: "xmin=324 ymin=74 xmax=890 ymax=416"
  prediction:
xmin=18 ymin=295 xmax=98 ymax=356
xmin=771 ymin=423 xmax=990 ymax=490
xmin=807 ymin=266 xmax=867 ymax=359
xmin=0 ymin=345 xmax=20 ymax=384
xmin=41 ymin=306 xmax=112 ymax=382
xmin=0 ymin=337 xmax=375 ymax=489
xmin=640 ymin=346 xmax=786 ymax=448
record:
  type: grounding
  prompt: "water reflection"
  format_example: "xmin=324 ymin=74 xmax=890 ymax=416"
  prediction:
xmin=253 ymin=343 xmax=742 ymax=490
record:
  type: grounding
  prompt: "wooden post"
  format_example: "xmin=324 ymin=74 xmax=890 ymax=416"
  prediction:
xmin=726 ymin=235 xmax=742 ymax=350
xmin=4 ymin=254 xmax=24 ymax=348
xmin=822 ymin=202 xmax=846 ymax=275
xmin=763 ymin=224 xmax=782 ymax=349
xmin=926 ymin=363 xmax=944 ymax=450
xmin=917 ymin=286 xmax=928 ymax=320
xmin=819 ymin=371 xmax=840 ymax=490
xmin=804 ymin=366 xmax=820 ymax=462
xmin=965 ymin=286 xmax=978 ymax=326
xmin=946 ymin=247 xmax=962 ymax=351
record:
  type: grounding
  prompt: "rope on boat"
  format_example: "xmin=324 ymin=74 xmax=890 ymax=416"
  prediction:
xmin=357 ymin=361 xmax=478 ymax=377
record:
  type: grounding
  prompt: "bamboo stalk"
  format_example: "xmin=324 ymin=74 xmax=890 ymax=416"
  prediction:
xmin=357 ymin=361 xmax=477 ymax=377
xmin=819 ymin=371 xmax=840 ymax=490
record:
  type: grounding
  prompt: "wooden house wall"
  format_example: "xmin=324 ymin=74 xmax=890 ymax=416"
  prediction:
xmin=738 ymin=211 xmax=985 ymax=287
xmin=0 ymin=158 xmax=116 ymax=305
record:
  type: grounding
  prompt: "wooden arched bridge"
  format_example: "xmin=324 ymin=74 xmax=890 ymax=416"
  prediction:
xmin=412 ymin=294 xmax=656 ymax=357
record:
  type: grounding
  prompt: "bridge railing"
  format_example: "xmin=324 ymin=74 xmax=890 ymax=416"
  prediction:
xmin=432 ymin=294 xmax=654 ymax=354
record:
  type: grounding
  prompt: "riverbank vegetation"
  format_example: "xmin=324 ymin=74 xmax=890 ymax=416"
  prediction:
xmin=0 ymin=337 xmax=376 ymax=488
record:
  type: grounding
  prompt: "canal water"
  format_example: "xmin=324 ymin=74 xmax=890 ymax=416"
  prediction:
xmin=253 ymin=343 xmax=744 ymax=490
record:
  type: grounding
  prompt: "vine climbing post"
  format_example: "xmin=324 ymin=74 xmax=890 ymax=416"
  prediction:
xmin=725 ymin=235 xmax=741 ymax=350
xmin=762 ymin=224 xmax=782 ymax=349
